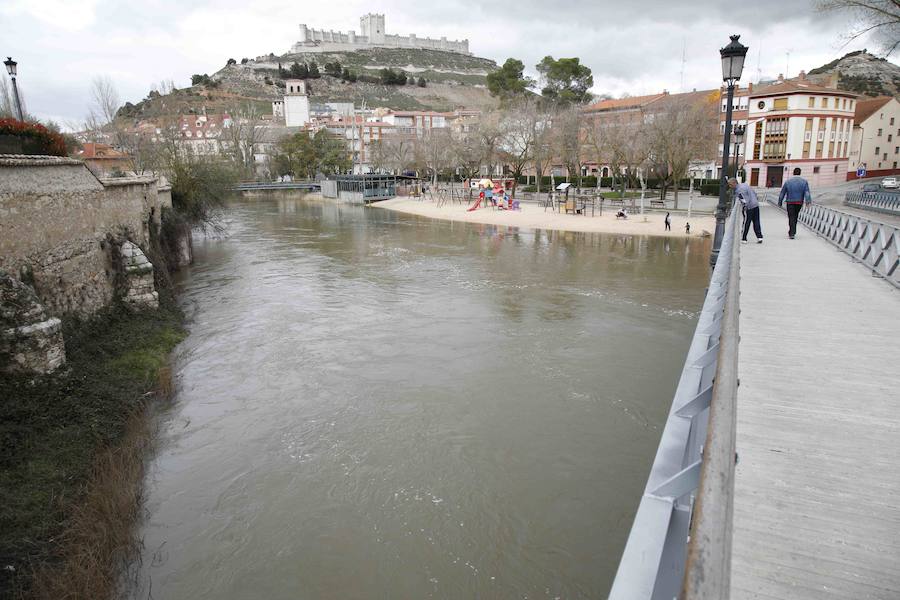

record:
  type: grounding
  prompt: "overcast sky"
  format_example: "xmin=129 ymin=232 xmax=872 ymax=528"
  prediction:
xmin=1 ymin=0 xmax=893 ymax=125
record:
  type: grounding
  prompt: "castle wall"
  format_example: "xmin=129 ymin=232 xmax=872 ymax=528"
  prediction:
xmin=293 ymin=14 xmax=469 ymax=55
xmin=0 ymin=157 xmax=170 ymax=317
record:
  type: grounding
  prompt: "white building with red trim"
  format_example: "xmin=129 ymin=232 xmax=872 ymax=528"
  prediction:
xmin=847 ymin=96 xmax=900 ymax=179
xmin=742 ymin=73 xmax=858 ymax=188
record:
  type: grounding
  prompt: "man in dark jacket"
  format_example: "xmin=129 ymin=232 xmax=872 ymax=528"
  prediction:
xmin=778 ymin=168 xmax=812 ymax=239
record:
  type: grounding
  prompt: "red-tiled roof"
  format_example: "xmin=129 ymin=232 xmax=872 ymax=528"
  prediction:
xmin=79 ymin=143 xmax=129 ymax=160
xmin=584 ymin=93 xmax=667 ymax=113
xmin=854 ymin=96 xmax=895 ymax=124
xmin=750 ymin=78 xmax=858 ymax=99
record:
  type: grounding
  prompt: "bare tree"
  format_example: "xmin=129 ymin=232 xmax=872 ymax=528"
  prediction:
xmin=448 ymin=130 xmax=483 ymax=181
xmin=0 ymin=76 xmax=27 ymax=119
xmin=415 ymin=127 xmax=452 ymax=186
xmin=497 ymin=100 xmax=536 ymax=198
xmin=549 ymin=106 xmax=586 ymax=187
xmin=819 ymin=0 xmax=900 ymax=55
xmin=223 ymin=102 xmax=264 ymax=178
xmin=474 ymin=111 xmax=505 ymax=177
xmin=645 ymin=91 xmax=718 ymax=208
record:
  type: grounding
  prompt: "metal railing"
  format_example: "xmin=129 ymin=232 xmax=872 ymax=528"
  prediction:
xmin=767 ymin=197 xmax=900 ymax=289
xmin=609 ymin=205 xmax=741 ymax=600
xmin=844 ymin=191 xmax=900 ymax=217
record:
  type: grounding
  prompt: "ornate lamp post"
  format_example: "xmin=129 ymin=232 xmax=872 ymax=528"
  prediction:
xmin=732 ymin=124 xmax=745 ymax=179
xmin=710 ymin=35 xmax=748 ymax=268
xmin=4 ymin=57 xmax=24 ymax=121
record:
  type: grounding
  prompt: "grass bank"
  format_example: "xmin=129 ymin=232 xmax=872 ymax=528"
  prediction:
xmin=0 ymin=302 xmax=185 ymax=599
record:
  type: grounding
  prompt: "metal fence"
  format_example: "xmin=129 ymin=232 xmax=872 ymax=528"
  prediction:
xmin=767 ymin=197 xmax=900 ymax=289
xmin=844 ymin=191 xmax=900 ymax=217
xmin=609 ymin=206 xmax=741 ymax=600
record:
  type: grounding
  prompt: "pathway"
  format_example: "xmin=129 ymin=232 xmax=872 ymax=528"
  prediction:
xmin=730 ymin=203 xmax=900 ymax=599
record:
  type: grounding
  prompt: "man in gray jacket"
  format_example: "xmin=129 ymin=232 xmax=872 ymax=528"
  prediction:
xmin=778 ymin=168 xmax=812 ymax=239
xmin=728 ymin=177 xmax=762 ymax=244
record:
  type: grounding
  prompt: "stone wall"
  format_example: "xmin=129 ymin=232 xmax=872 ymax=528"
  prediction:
xmin=0 ymin=156 xmax=171 ymax=318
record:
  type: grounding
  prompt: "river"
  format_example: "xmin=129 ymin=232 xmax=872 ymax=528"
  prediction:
xmin=132 ymin=194 xmax=711 ymax=599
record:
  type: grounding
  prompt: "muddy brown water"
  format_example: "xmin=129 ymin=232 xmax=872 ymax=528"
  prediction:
xmin=131 ymin=195 xmax=711 ymax=599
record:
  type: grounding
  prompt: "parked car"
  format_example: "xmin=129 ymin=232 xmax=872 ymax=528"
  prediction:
xmin=881 ymin=177 xmax=899 ymax=189
xmin=862 ymin=183 xmax=880 ymax=193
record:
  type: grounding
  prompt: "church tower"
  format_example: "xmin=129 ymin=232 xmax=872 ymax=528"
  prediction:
xmin=360 ymin=13 xmax=385 ymax=44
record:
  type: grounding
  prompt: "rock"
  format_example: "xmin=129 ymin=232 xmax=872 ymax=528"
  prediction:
xmin=0 ymin=270 xmax=66 ymax=374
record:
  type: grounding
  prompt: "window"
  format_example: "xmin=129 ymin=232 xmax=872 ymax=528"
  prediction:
xmin=895 ymin=147 xmax=899 ymax=154
xmin=880 ymin=113 xmax=884 ymax=120
xmin=808 ymin=97 xmax=815 ymax=108
xmin=884 ymin=153 xmax=888 ymax=160
xmin=892 ymin=117 xmax=896 ymax=126
xmin=821 ymin=97 xmax=829 ymax=108
xmin=813 ymin=166 xmax=820 ymax=173
xmin=843 ymin=99 xmax=848 ymax=109
xmin=774 ymin=98 xmax=788 ymax=110
xmin=878 ymin=128 xmax=883 ymax=136
xmin=834 ymin=165 xmax=839 ymax=173
xmin=876 ymin=146 xmax=880 ymax=155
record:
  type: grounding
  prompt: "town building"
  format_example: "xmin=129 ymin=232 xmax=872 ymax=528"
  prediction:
xmin=176 ymin=112 xmax=232 ymax=155
xmin=847 ymin=96 xmax=900 ymax=179
xmin=77 ymin=142 xmax=132 ymax=175
xmin=742 ymin=73 xmax=857 ymax=188
xmin=377 ymin=111 xmax=448 ymax=135
xmin=717 ymin=84 xmax=750 ymax=178
xmin=291 ymin=13 xmax=470 ymax=55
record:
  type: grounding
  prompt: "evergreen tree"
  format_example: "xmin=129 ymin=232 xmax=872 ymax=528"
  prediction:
xmin=417 ymin=77 xmax=427 ymax=87
xmin=308 ymin=62 xmax=321 ymax=78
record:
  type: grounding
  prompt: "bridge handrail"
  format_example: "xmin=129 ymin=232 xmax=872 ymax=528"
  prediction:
xmin=767 ymin=195 xmax=900 ymax=289
xmin=844 ymin=191 xmax=900 ymax=217
xmin=609 ymin=205 xmax=741 ymax=600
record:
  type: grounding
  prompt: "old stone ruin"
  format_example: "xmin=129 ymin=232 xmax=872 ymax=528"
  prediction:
xmin=0 ymin=155 xmax=176 ymax=375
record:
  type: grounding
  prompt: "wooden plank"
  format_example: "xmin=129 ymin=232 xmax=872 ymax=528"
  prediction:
xmin=731 ymin=204 xmax=900 ymax=599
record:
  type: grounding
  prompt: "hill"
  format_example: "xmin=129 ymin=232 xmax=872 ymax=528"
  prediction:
xmin=117 ymin=48 xmax=500 ymax=121
xmin=808 ymin=50 xmax=900 ymax=98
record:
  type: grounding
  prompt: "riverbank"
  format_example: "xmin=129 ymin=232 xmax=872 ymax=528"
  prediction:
xmin=0 ymin=303 xmax=185 ymax=599
xmin=372 ymin=198 xmax=715 ymax=238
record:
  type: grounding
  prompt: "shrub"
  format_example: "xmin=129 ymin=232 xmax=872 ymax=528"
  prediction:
xmin=700 ymin=183 xmax=720 ymax=196
xmin=0 ymin=118 xmax=67 ymax=156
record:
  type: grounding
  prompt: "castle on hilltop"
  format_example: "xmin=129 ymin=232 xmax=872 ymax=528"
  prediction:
xmin=290 ymin=13 xmax=470 ymax=55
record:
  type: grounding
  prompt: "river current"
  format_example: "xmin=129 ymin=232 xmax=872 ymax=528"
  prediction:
xmin=132 ymin=195 xmax=710 ymax=599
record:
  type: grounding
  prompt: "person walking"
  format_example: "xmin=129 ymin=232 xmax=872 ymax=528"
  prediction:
xmin=778 ymin=168 xmax=812 ymax=239
xmin=664 ymin=212 xmax=671 ymax=231
xmin=728 ymin=177 xmax=762 ymax=244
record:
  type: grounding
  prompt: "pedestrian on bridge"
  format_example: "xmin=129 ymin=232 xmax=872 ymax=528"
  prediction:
xmin=778 ymin=168 xmax=812 ymax=239
xmin=729 ymin=178 xmax=762 ymax=244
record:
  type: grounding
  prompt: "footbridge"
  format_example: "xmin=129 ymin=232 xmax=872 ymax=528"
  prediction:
xmin=609 ymin=198 xmax=900 ymax=599
xmin=233 ymin=181 xmax=321 ymax=192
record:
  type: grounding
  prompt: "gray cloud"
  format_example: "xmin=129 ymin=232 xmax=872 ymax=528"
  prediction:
xmin=0 ymin=0 xmax=887 ymax=124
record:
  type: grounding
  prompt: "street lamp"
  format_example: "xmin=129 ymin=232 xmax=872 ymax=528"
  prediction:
xmin=4 ymin=57 xmax=24 ymax=121
xmin=710 ymin=35 xmax=748 ymax=268
xmin=732 ymin=124 xmax=746 ymax=179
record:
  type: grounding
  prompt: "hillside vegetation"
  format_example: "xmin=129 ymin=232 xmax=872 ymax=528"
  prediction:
xmin=119 ymin=48 xmax=500 ymax=120
xmin=808 ymin=50 xmax=900 ymax=98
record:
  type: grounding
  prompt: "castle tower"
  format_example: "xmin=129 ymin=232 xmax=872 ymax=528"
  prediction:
xmin=360 ymin=13 xmax=385 ymax=44
xmin=298 ymin=24 xmax=309 ymax=42
xmin=282 ymin=79 xmax=310 ymax=127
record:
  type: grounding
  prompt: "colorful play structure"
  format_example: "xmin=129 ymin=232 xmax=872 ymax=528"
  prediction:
xmin=466 ymin=178 xmax=520 ymax=212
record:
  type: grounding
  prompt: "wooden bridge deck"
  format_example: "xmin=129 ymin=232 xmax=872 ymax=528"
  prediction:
xmin=731 ymin=204 xmax=900 ymax=599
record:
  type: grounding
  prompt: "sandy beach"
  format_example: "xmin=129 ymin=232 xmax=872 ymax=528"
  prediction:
xmin=372 ymin=198 xmax=715 ymax=238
